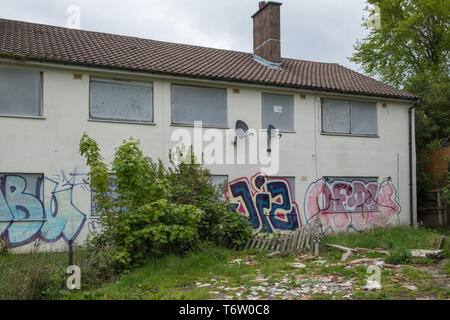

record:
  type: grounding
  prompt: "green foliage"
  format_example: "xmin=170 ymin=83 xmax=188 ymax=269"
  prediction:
xmin=351 ymin=0 xmax=449 ymax=87
xmin=213 ymin=210 xmax=253 ymax=247
xmin=351 ymin=1 xmax=450 ymax=199
xmin=165 ymin=148 xmax=252 ymax=247
xmin=385 ymin=247 xmax=413 ymax=265
xmin=441 ymin=169 xmax=450 ymax=204
xmin=79 ymin=135 xmax=252 ymax=270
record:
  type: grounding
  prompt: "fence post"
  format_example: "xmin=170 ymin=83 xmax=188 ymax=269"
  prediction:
xmin=69 ymin=240 xmax=73 ymax=266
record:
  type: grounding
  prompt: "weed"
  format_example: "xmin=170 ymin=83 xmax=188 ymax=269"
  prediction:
xmin=385 ymin=247 xmax=413 ymax=265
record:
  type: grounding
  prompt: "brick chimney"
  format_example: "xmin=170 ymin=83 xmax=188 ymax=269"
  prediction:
xmin=252 ymin=1 xmax=282 ymax=68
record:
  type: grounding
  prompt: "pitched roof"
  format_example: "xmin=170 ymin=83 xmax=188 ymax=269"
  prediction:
xmin=0 ymin=18 xmax=417 ymax=100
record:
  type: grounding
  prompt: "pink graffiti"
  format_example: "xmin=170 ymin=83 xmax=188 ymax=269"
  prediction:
xmin=304 ymin=178 xmax=400 ymax=233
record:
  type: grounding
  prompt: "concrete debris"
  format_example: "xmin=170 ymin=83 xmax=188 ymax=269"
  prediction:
xmin=297 ymin=254 xmax=315 ymax=261
xmin=341 ymin=250 xmax=353 ymax=262
xmin=289 ymin=263 xmax=307 ymax=269
xmin=404 ymin=285 xmax=418 ymax=291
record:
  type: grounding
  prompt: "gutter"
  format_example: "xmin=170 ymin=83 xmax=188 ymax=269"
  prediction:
xmin=409 ymin=103 xmax=418 ymax=226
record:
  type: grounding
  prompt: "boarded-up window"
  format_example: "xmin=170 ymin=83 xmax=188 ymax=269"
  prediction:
xmin=0 ymin=67 xmax=42 ymax=117
xmin=322 ymin=99 xmax=350 ymax=134
xmin=262 ymin=93 xmax=294 ymax=131
xmin=350 ymin=101 xmax=378 ymax=135
xmin=90 ymin=78 xmax=153 ymax=122
xmin=171 ymin=84 xmax=227 ymax=127
xmin=322 ymin=99 xmax=377 ymax=135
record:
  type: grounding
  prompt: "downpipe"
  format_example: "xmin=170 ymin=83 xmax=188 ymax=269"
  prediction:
xmin=409 ymin=103 xmax=418 ymax=227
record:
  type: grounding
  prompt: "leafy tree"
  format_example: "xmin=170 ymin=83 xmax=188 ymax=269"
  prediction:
xmin=79 ymin=134 xmax=251 ymax=270
xmin=351 ymin=0 xmax=449 ymax=200
xmin=351 ymin=0 xmax=449 ymax=87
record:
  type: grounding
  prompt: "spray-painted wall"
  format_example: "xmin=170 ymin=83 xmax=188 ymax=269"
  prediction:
xmin=0 ymin=60 xmax=417 ymax=252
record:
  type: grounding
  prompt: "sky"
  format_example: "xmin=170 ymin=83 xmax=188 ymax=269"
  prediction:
xmin=0 ymin=0 xmax=371 ymax=72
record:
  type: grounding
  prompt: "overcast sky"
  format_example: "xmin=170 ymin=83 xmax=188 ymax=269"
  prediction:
xmin=0 ymin=0 xmax=371 ymax=72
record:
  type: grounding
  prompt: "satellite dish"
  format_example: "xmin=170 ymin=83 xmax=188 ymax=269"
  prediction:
xmin=234 ymin=120 xmax=250 ymax=144
xmin=267 ymin=124 xmax=282 ymax=153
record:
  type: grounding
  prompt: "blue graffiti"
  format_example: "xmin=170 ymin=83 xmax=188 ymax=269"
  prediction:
xmin=0 ymin=172 xmax=87 ymax=248
xmin=226 ymin=173 xmax=302 ymax=233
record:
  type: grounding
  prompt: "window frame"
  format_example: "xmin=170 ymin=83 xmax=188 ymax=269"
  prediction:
xmin=0 ymin=67 xmax=44 ymax=119
xmin=89 ymin=77 xmax=154 ymax=124
xmin=170 ymin=83 xmax=228 ymax=129
xmin=321 ymin=98 xmax=378 ymax=137
xmin=261 ymin=92 xmax=295 ymax=132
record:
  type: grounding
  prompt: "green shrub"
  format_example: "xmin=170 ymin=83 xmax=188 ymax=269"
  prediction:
xmin=80 ymin=135 xmax=252 ymax=271
xmin=80 ymin=135 xmax=206 ymax=270
xmin=213 ymin=210 xmax=253 ymax=247
xmin=385 ymin=247 xmax=413 ymax=265
xmin=165 ymin=149 xmax=251 ymax=246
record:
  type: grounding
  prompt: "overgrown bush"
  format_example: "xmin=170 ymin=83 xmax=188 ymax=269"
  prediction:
xmin=79 ymin=134 xmax=251 ymax=270
xmin=165 ymin=149 xmax=251 ymax=246
xmin=385 ymin=247 xmax=413 ymax=265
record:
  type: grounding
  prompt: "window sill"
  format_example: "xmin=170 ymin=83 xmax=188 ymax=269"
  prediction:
xmin=321 ymin=132 xmax=379 ymax=138
xmin=88 ymin=119 xmax=156 ymax=126
xmin=170 ymin=123 xmax=230 ymax=129
xmin=0 ymin=114 xmax=45 ymax=120
xmin=261 ymin=129 xmax=296 ymax=134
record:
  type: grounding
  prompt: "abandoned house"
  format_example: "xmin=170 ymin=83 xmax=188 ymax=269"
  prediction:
xmin=0 ymin=2 xmax=419 ymax=252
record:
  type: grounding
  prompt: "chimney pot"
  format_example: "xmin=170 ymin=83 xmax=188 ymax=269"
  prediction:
xmin=259 ymin=1 xmax=266 ymax=9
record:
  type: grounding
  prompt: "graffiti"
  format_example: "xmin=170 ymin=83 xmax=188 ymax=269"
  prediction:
xmin=0 ymin=171 xmax=88 ymax=248
xmin=88 ymin=220 xmax=104 ymax=234
xmin=225 ymin=172 xmax=301 ymax=233
xmin=304 ymin=177 xmax=400 ymax=233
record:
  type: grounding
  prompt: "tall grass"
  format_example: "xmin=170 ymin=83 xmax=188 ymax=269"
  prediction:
xmin=0 ymin=241 xmax=116 ymax=300
xmin=322 ymin=226 xmax=450 ymax=256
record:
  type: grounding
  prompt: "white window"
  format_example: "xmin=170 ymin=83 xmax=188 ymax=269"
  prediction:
xmin=89 ymin=78 xmax=153 ymax=122
xmin=322 ymin=98 xmax=377 ymax=135
xmin=262 ymin=93 xmax=294 ymax=131
xmin=171 ymin=84 xmax=227 ymax=127
xmin=0 ymin=67 xmax=42 ymax=117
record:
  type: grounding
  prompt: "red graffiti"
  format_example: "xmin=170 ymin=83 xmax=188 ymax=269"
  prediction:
xmin=305 ymin=179 xmax=400 ymax=232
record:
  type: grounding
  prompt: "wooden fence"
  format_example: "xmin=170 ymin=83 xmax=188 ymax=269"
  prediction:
xmin=236 ymin=224 xmax=322 ymax=255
